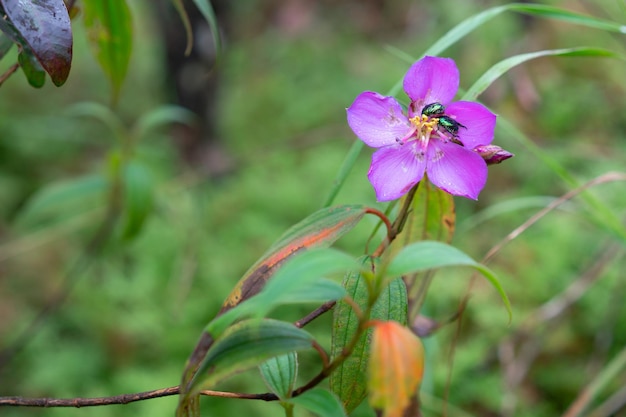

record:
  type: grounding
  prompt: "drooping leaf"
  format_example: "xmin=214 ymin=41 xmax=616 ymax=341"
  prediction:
xmin=387 ymin=241 xmax=512 ymax=321
xmin=330 ymin=257 xmax=408 ymax=414
xmin=463 ymin=47 xmax=621 ymax=101
xmin=0 ymin=0 xmax=72 ymax=86
xmin=17 ymin=47 xmax=45 ymax=88
xmin=169 ymin=0 xmax=193 ymax=55
xmin=132 ymin=105 xmax=196 ymax=142
xmin=119 ymin=161 xmax=153 ymax=240
xmin=187 ymin=319 xmax=314 ymax=395
xmin=82 ymin=0 xmax=133 ymax=101
xmin=289 ymin=388 xmax=347 ymax=417
xmin=424 ymin=3 xmax=626 ymax=59
xmin=259 ymin=352 xmax=298 ymax=400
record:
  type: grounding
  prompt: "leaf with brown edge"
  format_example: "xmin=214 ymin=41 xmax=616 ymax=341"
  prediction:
xmin=178 ymin=205 xmax=368 ymax=410
xmin=220 ymin=204 xmax=367 ymax=313
xmin=0 ymin=0 xmax=72 ymax=86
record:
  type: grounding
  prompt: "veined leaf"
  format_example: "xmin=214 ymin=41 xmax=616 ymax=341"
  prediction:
xmin=187 ymin=319 xmax=314 ymax=395
xmin=463 ymin=47 xmax=621 ymax=101
xmin=0 ymin=0 xmax=72 ymax=86
xmin=82 ymin=0 xmax=133 ymax=102
xmin=330 ymin=257 xmax=408 ymax=414
xmin=259 ymin=352 xmax=298 ymax=401
xmin=289 ymin=388 xmax=347 ymax=417
xmin=387 ymin=241 xmax=511 ymax=321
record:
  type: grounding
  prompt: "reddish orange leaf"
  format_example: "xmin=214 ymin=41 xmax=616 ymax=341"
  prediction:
xmin=368 ymin=321 xmax=424 ymax=417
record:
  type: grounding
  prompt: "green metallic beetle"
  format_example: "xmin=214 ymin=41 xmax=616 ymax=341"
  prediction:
xmin=421 ymin=102 xmax=445 ymax=117
xmin=437 ymin=115 xmax=466 ymax=137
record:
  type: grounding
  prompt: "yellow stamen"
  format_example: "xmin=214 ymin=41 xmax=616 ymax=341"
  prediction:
xmin=409 ymin=114 xmax=439 ymax=137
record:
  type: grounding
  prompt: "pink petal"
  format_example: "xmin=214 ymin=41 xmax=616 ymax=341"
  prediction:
xmin=445 ymin=101 xmax=496 ymax=148
xmin=403 ymin=56 xmax=459 ymax=105
xmin=347 ymin=92 xmax=412 ymax=148
xmin=368 ymin=143 xmax=426 ymax=201
xmin=426 ymin=140 xmax=487 ymax=200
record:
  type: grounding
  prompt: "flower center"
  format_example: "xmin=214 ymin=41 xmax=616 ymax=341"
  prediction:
xmin=409 ymin=114 xmax=439 ymax=140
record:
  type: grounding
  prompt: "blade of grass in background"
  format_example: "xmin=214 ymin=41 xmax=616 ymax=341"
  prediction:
xmin=462 ymin=47 xmax=622 ymax=101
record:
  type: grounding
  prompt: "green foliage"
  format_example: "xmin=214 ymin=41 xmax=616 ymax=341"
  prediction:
xmin=187 ymin=319 xmax=314 ymax=395
xmin=82 ymin=0 xmax=133 ymax=102
xmin=259 ymin=352 xmax=298 ymax=401
xmin=330 ymin=264 xmax=408 ymax=413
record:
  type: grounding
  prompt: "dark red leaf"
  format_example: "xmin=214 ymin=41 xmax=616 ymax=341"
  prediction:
xmin=0 ymin=0 xmax=72 ymax=86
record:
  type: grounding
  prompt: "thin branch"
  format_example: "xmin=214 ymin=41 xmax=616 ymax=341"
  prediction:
xmin=0 ymin=63 xmax=19 ymax=87
xmin=0 ymin=386 xmax=277 ymax=408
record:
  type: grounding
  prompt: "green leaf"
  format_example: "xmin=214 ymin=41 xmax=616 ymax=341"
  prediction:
xmin=16 ymin=175 xmax=108 ymax=227
xmin=132 ymin=105 xmax=196 ymax=142
xmin=463 ymin=47 xmax=621 ymax=101
xmin=0 ymin=0 xmax=72 ymax=86
xmin=220 ymin=205 xmax=367 ymax=312
xmin=289 ymin=388 xmax=347 ymax=417
xmin=387 ymin=241 xmax=512 ymax=321
xmin=389 ymin=180 xmax=456 ymax=321
xmin=18 ymin=47 xmax=45 ymax=88
xmin=330 ymin=258 xmax=408 ymax=414
xmin=119 ymin=161 xmax=153 ymax=240
xmin=82 ymin=0 xmax=133 ymax=102
xmin=188 ymin=319 xmax=314 ymax=395
xmin=259 ymin=352 xmax=298 ymax=400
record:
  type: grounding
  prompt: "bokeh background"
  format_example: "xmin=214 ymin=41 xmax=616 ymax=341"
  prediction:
xmin=1 ymin=0 xmax=626 ymax=416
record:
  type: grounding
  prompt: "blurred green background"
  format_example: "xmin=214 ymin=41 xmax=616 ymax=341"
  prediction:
xmin=1 ymin=0 xmax=626 ymax=416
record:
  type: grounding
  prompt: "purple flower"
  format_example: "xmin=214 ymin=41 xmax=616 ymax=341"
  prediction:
xmin=347 ymin=56 xmax=498 ymax=201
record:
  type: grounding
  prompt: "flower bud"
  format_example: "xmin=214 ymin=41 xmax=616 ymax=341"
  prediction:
xmin=473 ymin=144 xmax=514 ymax=165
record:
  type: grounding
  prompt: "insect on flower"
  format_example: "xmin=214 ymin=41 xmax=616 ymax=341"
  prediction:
xmin=347 ymin=56 xmax=509 ymax=201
